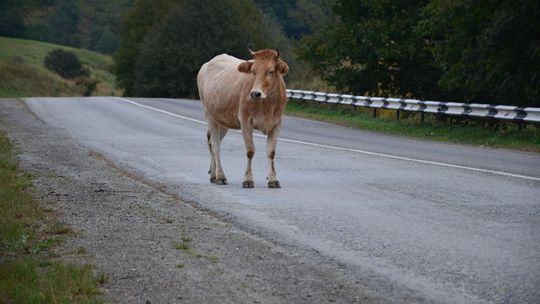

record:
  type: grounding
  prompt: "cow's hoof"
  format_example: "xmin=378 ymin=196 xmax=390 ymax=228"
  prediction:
xmin=268 ymin=181 xmax=281 ymax=188
xmin=242 ymin=181 xmax=254 ymax=188
xmin=215 ymin=178 xmax=228 ymax=185
xmin=210 ymin=177 xmax=217 ymax=184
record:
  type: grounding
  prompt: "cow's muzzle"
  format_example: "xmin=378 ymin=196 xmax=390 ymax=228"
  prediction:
xmin=250 ymin=91 xmax=263 ymax=100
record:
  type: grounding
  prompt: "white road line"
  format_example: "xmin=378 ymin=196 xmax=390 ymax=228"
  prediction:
xmin=115 ymin=97 xmax=207 ymax=125
xmin=115 ymin=97 xmax=540 ymax=182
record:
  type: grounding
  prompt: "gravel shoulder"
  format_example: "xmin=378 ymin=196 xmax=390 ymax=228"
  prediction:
xmin=0 ymin=98 xmax=388 ymax=303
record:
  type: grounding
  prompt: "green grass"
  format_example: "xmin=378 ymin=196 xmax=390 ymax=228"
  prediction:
xmin=0 ymin=131 xmax=105 ymax=303
xmin=0 ymin=36 xmax=121 ymax=97
xmin=0 ymin=62 xmax=78 ymax=98
xmin=286 ymin=100 xmax=540 ymax=153
xmin=173 ymin=241 xmax=191 ymax=251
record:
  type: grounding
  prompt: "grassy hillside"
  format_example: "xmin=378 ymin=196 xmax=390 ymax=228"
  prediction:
xmin=0 ymin=37 xmax=121 ymax=98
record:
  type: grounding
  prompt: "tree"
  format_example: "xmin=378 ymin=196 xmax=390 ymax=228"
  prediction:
xmin=115 ymin=0 xmax=288 ymax=97
xmin=0 ymin=0 xmax=26 ymax=38
xmin=418 ymin=0 xmax=540 ymax=106
xmin=46 ymin=0 xmax=81 ymax=47
xmin=87 ymin=27 xmax=119 ymax=54
xmin=113 ymin=0 xmax=176 ymax=96
xmin=298 ymin=0 xmax=441 ymax=98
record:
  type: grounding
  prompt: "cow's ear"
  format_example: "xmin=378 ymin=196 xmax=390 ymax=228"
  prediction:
xmin=277 ymin=59 xmax=289 ymax=76
xmin=238 ymin=61 xmax=253 ymax=73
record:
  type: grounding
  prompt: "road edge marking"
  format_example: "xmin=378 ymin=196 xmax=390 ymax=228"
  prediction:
xmin=115 ymin=97 xmax=207 ymax=125
xmin=114 ymin=97 xmax=540 ymax=182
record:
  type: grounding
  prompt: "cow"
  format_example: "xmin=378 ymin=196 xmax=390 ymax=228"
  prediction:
xmin=197 ymin=48 xmax=289 ymax=188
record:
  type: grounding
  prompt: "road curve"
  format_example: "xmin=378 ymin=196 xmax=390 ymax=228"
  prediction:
xmin=24 ymin=97 xmax=540 ymax=304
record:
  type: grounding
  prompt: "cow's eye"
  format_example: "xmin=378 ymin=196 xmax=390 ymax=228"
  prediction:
xmin=267 ymin=70 xmax=274 ymax=75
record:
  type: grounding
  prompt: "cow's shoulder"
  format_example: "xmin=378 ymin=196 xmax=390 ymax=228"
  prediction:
xmin=207 ymin=54 xmax=242 ymax=70
xmin=204 ymin=54 xmax=250 ymax=88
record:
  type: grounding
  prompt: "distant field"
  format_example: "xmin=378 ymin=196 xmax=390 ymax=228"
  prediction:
xmin=0 ymin=37 xmax=121 ymax=97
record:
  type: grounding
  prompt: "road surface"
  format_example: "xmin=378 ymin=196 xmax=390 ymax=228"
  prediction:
xmin=22 ymin=97 xmax=540 ymax=303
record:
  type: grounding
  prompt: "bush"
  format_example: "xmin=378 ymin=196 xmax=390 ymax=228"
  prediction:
xmin=75 ymin=77 xmax=99 ymax=96
xmin=44 ymin=49 xmax=90 ymax=79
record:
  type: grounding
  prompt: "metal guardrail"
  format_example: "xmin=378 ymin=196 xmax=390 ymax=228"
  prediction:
xmin=286 ymin=89 xmax=540 ymax=123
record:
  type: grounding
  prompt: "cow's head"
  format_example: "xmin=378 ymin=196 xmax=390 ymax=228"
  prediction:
xmin=237 ymin=48 xmax=289 ymax=100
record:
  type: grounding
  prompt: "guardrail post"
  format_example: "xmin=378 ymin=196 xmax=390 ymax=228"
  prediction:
xmin=373 ymin=108 xmax=377 ymax=118
xmin=396 ymin=110 xmax=400 ymax=120
xmin=420 ymin=112 xmax=425 ymax=123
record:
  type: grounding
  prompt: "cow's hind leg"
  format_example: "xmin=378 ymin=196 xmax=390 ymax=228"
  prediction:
xmin=266 ymin=123 xmax=282 ymax=188
xmin=207 ymin=130 xmax=216 ymax=182
xmin=207 ymin=127 xmax=228 ymax=183
xmin=208 ymin=121 xmax=228 ymax=185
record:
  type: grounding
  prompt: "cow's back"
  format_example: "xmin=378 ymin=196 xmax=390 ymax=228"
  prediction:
xmin=197 ymin=54 xmax=248 ymax=129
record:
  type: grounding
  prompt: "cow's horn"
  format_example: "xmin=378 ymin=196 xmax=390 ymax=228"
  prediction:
xmin=275 ymin=48 xmax=280 ymax=57
xmin=248 ymin=47 xmax=255 ymax=56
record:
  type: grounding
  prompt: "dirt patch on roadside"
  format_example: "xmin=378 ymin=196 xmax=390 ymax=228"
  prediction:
xmin=0 ymin=98 xmax=387 ymax=303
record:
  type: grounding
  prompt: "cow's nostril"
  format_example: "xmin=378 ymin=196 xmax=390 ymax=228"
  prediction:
xmin=251 ymin=91 xmax=262 ymax=99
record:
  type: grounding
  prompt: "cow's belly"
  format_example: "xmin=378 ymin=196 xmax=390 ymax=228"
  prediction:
xmin=204 ymin=101 xmax=241 ymax=129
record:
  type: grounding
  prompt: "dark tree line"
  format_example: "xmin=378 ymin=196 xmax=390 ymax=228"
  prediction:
xmin=0 ymin=0 xmax=131 ymax=54
xmin=113 ymin=0 xmax=293 ymax=97
xmin=299 ymin=0 xmax=540 ymax=107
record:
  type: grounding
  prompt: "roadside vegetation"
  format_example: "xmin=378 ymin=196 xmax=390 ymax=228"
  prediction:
xmin=0 ymin=37 xmax=121 ymax=98
xmin=0 ymin=0 xmax=130 ymax=55
xmin=299 ymin=1 xmax=539 ymax=108
xmin=0 ymin=130 xmax=105 ymax=303
xmin=286 ymin=100 xmax=540 ymax=153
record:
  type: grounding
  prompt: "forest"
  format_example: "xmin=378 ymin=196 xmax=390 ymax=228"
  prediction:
xmin=1 ymin=0 xmax=538 ymax=106
xmin=0 ymin=0 xmax=132 ymax=54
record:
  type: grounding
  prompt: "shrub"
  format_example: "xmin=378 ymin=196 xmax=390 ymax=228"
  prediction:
xmin=44 ymin=49 xmax=89 ymax=79
xmin=75 ymin=77 xmax=99 ymax=96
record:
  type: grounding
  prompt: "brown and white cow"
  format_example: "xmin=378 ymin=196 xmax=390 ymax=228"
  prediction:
xmin=197 ymin=48 xmax=289 ymax=188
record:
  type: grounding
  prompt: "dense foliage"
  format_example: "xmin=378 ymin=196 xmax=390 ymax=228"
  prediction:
xmin=418 ymin=0 xmax=540 ymax=106
xmin=0 ymin=0 xmax=132 ymax=54
xmin=114 ymin=0 xmax=291 ymax=97
xmin=254 ymin=0 xmax=331 ymax=39
xmin=300 ymin=0 xmax=540 ymax=106
xmin=299 ymin=0 xmax=440 ymax=99
xmin=44 ymin=49 xmax=89 ymax=79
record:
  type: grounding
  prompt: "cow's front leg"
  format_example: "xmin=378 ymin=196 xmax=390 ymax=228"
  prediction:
xmin=241 ymin=121 xmax=255 ymax=188
xmin=266 ymin=123 xmax=281 ymax=188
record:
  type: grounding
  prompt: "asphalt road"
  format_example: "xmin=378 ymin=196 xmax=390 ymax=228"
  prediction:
xmin=24 ymin=97 xmax=540 ymax=303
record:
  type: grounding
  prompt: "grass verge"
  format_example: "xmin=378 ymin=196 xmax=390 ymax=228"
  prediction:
xmin=0 ymin=36 xmax=121 ymax=97
xmin=0 ymin=130 xmax=105 ymax=303
xmin=285 ymin=100 xmax=540 ymax=153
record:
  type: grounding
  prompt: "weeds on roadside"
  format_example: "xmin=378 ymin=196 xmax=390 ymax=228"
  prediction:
xmin=0 ymin=131 xmax=105 ymax=303
xmin=286 ymin=100 xmax=540 ymax=152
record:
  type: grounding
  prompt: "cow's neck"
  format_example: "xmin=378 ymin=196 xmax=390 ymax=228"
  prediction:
xmin=260 ymin=78 xmax=286 ymax=134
